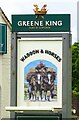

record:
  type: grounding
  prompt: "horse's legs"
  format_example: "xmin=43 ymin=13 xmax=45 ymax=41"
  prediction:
xmin=29 ymin=92 xmax=31 ymax=100
xmin=44 ymin=91 xmax=47 ymax=100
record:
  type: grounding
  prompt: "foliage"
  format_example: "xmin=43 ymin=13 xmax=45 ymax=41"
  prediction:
xmin=72 ymin=42 xmax=79 ymax=98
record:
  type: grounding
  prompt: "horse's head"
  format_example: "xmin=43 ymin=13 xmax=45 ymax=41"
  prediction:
xmin=47 ymin=69 xmax=56 ymax=84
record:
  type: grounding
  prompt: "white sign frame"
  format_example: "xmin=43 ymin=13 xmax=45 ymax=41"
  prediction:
xmin=17 ymin=37 xmax=62 ymax=110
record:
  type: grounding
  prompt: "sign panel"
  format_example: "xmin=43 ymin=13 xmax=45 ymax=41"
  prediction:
xmin=12 ymin=14 xmax=70 ymax=32
xmin=17 ymin=38 xmax=62 ymax=109
xmin=16 ymin=113 xmax=62 ymax=120
xmin=0 ymin=23 xmax=7 ymax=54
xmin=16 ymin=116 xmax=61 ymax=120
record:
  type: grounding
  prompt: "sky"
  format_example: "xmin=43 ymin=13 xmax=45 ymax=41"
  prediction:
xmin=0 ymin=0 xmax=78 ymax=44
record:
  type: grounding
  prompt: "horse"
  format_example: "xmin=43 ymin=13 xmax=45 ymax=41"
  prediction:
xmin=43 ymin=71 xmax=56 ymax=101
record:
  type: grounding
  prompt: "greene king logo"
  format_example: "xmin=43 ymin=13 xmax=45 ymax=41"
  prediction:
xmin=33 ymin=4 xmax=48 ymax=19
xmin=17 ymin=5 xmax=63 ymax=28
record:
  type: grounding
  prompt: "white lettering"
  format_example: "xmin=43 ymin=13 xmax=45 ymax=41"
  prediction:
xmin=34 ymin=21 xmax=39 ymax=26
xmin=45 ymin=21 xmax=50 ymax=26
xmin=45 ymin=20 xmax=63 ymax=26
xmin=26 ymin=21 xmax=30 ymax=26
xmin=18 ymin=21 xmax=22 ymax=26
xmin=58 ymin=21 xmax=62 ymax=26
xmin=40 ymin=21 xmax=43 ymax=26
xmin=52 ymin=21 xmax=58 ymax=26
xmin=31 ymin=21 xmax=34 ymax=26
xmin=23 ymin=21 xmax=27 ymax=26
xmin=17 ymin=20 xmax=62 ymax=27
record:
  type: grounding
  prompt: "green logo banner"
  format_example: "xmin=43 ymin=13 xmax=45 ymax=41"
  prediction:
xmin=0 ymin=23 xmax=7 ymax=54
xmin=12 ymin=14 xmax=70 ymax=32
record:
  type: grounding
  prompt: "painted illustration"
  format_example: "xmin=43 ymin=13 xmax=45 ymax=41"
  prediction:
xmin=24 ymin=60 xmax=57 ymax=102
